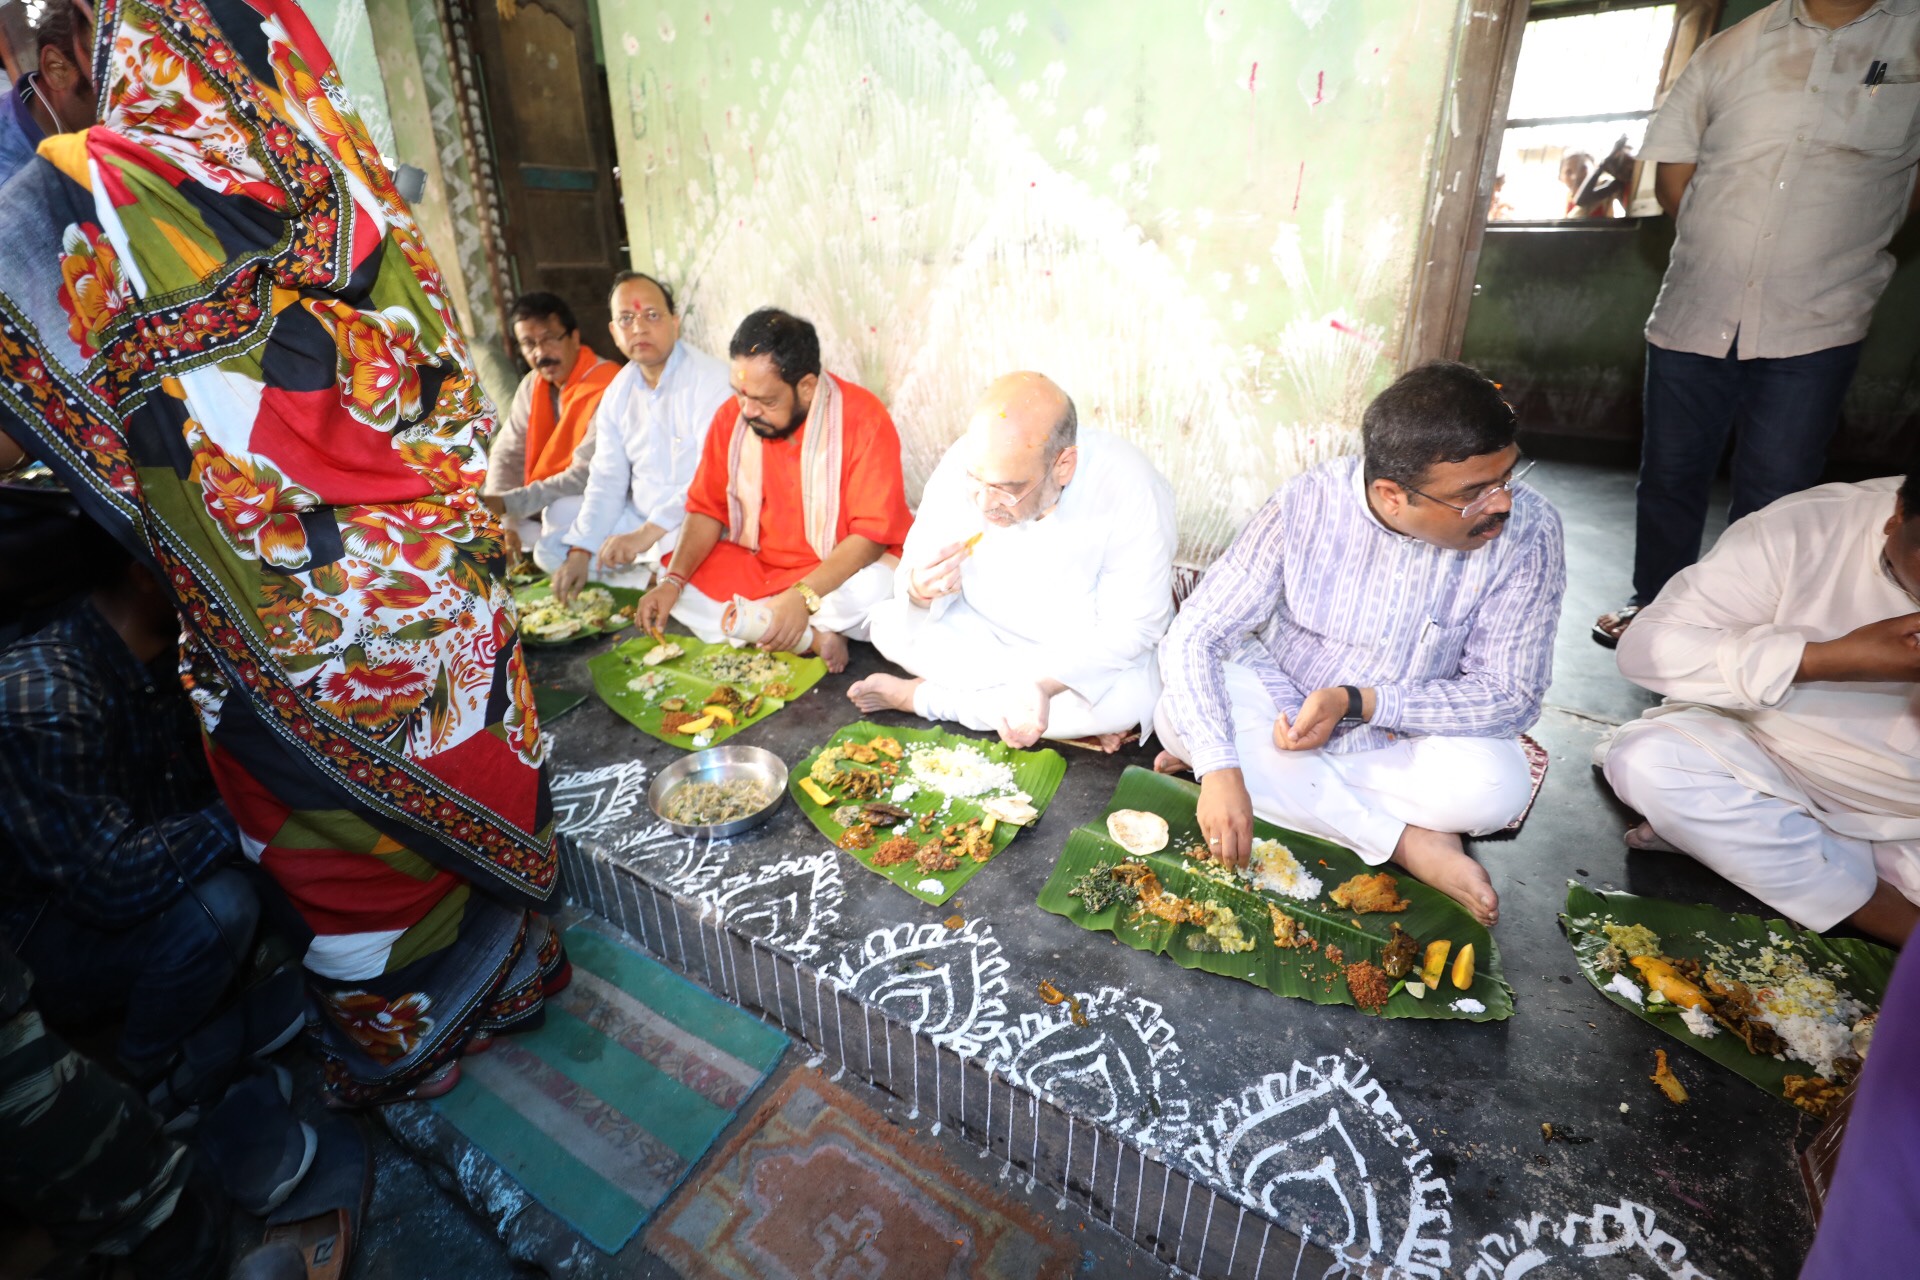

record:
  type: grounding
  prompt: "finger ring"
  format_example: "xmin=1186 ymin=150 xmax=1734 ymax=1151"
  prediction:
xmin=1209 ymin=837 xmax=1220 ymax=845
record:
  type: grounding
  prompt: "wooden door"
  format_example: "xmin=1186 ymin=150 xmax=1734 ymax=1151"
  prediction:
xmin=471 ymin=0 xmax=627 ymax=363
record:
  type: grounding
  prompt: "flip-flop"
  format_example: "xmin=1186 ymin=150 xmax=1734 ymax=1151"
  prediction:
xmin=1591 ymin=603 xmax=1641 ymax=649
xmin=261 ymin=1113 xmax=372 ymax=1280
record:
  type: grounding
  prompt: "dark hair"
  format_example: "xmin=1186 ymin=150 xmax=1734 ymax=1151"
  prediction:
xmin=1361 ymin=361 xmax=1516 ymax=490
xmin=31 ymin=0 xmax=84 ymax=56
xmin=1047 ymin=393 xmax=1078 ymax=462
xmin=0 ymin=486 xmax=132 ymax=635
xmin=1901 ymin=472 xmax=1920 ymax=519
xmin=509 ymin=291 xmax=577 ymax=335
xmin=609 ymin=270 xmax=676 ymax=316
xmin=728 ymin=308 xmax=821 ymax=387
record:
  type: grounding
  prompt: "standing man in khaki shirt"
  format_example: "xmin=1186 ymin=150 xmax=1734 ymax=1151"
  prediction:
xmin=1595 ymin=0 xmax=1920 ymax=647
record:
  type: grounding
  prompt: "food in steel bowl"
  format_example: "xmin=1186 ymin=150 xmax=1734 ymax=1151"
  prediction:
xmin=659 ymin=777 xmax=773 ymax=826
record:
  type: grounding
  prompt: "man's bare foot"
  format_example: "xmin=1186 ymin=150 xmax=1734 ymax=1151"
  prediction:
xmin=812 ymin=629 xmax=851 ymax=674
xmin=1390 ymin=825 xmax=1498 ymax=927
xmin=847 ymin=673 xmax=921 ymax=714
xmin=1094 ymin=730 xmax=1133 ymax=753
xmin=1623 ymin=821 xmax=1680 ymax=853
xmin=1152 ymin=749 xmax=1190 ymax=776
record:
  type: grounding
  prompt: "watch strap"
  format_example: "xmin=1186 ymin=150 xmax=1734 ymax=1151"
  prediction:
xmin=1340 ymin=685 xmax=1364 ymax=722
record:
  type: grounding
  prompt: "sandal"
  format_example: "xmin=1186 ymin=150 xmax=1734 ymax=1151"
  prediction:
xmin=1591 ymin=603 xmax=1641 ymax=649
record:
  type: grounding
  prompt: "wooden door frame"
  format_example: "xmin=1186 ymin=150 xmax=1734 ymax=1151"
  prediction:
xmin=469 ymin=0 xmax=627 ymax=357
xmin=1399 ymin=0 xmax=1532 ymax=370
xmin=1400 ymin=0 xmax=1726 ymax=367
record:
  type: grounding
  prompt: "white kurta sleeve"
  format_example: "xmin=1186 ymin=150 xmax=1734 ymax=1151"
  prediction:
xmin=1616 ymin=514 xmax=1804 ymax=710
xmin=563 ymin=385 xmax=636 ymax=554
xmin=628 ymin=358 xmax=731 ymax=536
xmin=894 ymin=450 xmax=973 ymax=620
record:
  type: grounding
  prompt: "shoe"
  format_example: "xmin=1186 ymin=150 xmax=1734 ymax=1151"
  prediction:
xmin=196 ymin=1071 xmax=319 ymax=1216
xmin=127 ymin=1161 xmax=230 ymax=1280
xmin=261 ymin=1113 xmax=373 ymax=1280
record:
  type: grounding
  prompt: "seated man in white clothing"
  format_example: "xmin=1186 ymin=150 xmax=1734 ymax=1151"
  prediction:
xmin=550 ymin=271 xmax=731 ymax=603
xmin=849 ymin=372 xmax=1177 ymax=751
xmin=1601 ymin=474 xmax=1920 ymax=946
xmin=482 ymin=292 xmax=619 ymax=572
xmin=1157 ymin=362 xmax=1564 ymax=926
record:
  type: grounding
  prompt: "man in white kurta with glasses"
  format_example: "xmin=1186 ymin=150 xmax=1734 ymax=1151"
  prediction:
xmin=850 ymin=372 xmax=1177 ymax=751
xmin=1156 ymin=362 xmax=1565 ymax=927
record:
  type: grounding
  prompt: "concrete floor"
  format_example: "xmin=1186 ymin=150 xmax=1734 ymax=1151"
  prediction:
xmin=342 ymin=458 xmax=1820 ymax=1280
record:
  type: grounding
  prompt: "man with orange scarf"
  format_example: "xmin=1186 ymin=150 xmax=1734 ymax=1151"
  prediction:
xmin=634 ymin=308 xmax=912 ymax=673
xmin=483 ymin=292 xmax=619 ymax=572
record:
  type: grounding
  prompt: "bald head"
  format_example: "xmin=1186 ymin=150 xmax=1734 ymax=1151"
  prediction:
xmin=962 ymin=372 xmax=1079 ymax=526
xmin=968 ymin=372 xmax=1076 ymax=461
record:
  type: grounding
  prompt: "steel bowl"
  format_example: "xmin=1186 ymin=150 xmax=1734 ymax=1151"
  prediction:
xmin=647 ymin=744 xmax=788 ymax=839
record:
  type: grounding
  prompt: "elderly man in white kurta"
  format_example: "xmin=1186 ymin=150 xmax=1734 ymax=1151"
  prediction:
xmin=549 ymin=272 xmax=731 ymax=603
xmin=849 ymin=373 xmax=1177 ymax=751
xmin=1601 ymin=475 xmax=1920 ymax=946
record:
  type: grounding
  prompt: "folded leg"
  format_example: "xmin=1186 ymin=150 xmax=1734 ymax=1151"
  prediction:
xmin=1156 ymin=664 xmax=1529 ymax=864
xmin=870 ymin=597 xmax=1156 ymax=740
xmin=1602 ymin=719 xmax=1880 ymax=932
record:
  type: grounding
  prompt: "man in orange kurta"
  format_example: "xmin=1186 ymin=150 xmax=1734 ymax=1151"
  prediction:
xmin=635 ymin=308 xmax=912 ymax=672
xmin=483 ymin=292 xmax=620 ymax=570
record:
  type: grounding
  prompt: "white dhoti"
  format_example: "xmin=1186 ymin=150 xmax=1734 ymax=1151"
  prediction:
xmin=519 ymin=494 xmax=583 ymax=575
xmin=1157 ymin=661 xmax=1533 ymax=864
xmin=529 ymin=496 xmax=671 ymax=589
xmin=670 ymin=561 xmax=897 ymax=645
xmin=867 ymin=596 xmax=1159 ymax=741
xmin=1600 ymin=709 xmax=1920 ymax=932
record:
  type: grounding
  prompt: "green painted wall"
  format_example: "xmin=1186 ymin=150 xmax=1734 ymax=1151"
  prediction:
xmin=591 ymin=0 xmax=1470 ymax=563
xmin=1460 ymin=0 xmax=1919 ymax=468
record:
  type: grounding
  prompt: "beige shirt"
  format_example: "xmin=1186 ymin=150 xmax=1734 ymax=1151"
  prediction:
xmin=483 ymin=368 xmax=599 ymax=519
xmin=1611 ymin=477 xmax=1920 ymax=841
xmin=1641 ymin=0 xmax=1920 ymax=359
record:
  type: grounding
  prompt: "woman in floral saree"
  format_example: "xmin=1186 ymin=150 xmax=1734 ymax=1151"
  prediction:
xmin=0 ymin=0 xmax=565 ymax=1105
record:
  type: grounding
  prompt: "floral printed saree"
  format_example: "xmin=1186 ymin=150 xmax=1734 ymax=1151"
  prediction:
xmin=0 ymin=0 xmax=564 ymax=1104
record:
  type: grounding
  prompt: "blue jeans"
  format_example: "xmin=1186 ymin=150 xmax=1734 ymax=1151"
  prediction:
xmin=1633 ymin=338 xmax=1863 ymax=604
xmin=14 ymin=868 xmax=258 ymax=1075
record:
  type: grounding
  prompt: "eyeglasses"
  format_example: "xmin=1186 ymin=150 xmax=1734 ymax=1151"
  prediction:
xmin=614 ymin=311 xmax=667 ymax=330
xmin=515 ymin=331 xmax=570 ymax=353
xmin=1405 ymin=457 xmax=1535 ymax=519
xmin=965 ymin=471 xmax=1043 ymax=507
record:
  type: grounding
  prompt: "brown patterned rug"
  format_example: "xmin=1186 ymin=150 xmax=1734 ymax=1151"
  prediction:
xmin=647 ymin=1070 xmax=1075 ymax=1279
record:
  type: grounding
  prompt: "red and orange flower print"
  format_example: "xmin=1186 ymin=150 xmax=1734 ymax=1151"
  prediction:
xmin=56 ymin=223 xmax=130 ymax=359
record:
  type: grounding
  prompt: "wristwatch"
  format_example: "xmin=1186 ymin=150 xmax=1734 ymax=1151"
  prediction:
xmin=1339 ymin=685 xmax=1365 ymax=722
xmin=794 ymin=581 xmax=824 ymax=615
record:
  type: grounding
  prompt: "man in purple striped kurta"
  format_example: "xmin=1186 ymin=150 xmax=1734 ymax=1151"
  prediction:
xmin=1156 ymin=363 xmax=1565 ymax=926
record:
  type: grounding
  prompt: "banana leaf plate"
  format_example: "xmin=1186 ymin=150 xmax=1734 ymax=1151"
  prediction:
xmin=588 ymin=633 xmax=826 ymax=749
xmin=1035 ymin=766 xmax=1512 ymax=1020
xmin=790 ymin=722 xmax=1066 ymax=906
xmin=1562 ymin=882 xmax=1893 ymax=1105
xmin=514 ymin=582 xmax=643 ymax=646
